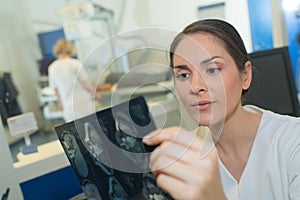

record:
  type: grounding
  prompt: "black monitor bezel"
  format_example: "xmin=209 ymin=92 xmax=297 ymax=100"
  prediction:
xmin=243 ymin=46 xmax=300 ymax=117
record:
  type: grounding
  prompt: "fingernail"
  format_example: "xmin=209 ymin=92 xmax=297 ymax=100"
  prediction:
xmin=142 ymin=135 xmax=150 ymax=144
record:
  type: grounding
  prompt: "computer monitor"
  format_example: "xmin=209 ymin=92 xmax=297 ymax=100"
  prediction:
xmin=243 ymin=46 xmax=300 ymax=116
xmin=38 ymin=28 xmax=65 ymax=58
xmin=37 ymin=57 xmax=56 ymax=76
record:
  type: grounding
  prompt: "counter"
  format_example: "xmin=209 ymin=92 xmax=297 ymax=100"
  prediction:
xmin=13 ymin=140 xmax=83 ymax=200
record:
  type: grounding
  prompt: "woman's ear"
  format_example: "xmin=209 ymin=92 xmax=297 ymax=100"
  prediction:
xmin=242 ymin=61 xmax=252 ymax=90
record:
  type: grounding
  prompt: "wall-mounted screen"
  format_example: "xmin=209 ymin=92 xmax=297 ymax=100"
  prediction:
xmin=38 ymin=28 xmax=65 ymax=58
xmin=243 ymin=46 xmax=300 ymax=116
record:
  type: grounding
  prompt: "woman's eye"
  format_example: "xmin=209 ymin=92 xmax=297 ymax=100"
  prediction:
xmin=206 ymin=67 xmax=221 ymax=74
xmin=176 ymin=73 xmax=190 ymax=81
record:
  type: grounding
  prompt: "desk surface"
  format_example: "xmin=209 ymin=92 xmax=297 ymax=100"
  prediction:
xmin=14 ymin=140 xmax=70 ymax=183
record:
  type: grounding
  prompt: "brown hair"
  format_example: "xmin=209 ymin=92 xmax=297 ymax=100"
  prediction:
xmin=169 ymin=19 xmax=251 ymax=94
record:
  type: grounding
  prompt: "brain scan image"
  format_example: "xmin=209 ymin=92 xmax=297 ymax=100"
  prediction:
xmin=114 ymin=111 xmax=149 ymax=170
xmin=82 ymin=180 xmax=103 ymax=200
xmin=142 ymin=173 xmax=170 ymax=200
xmin=61 ymin=130 xmax=89 ymax=178
xmin=84 ymin=122 xmax=104 ymax=159
xmin=55 ymin=96 xmax=172 ymax=200
xmin=93 ymin=159 xmax=129 ymax=200
xmin=115 ymin=111 xmax=143 ymax=151
xmin=83 ymin=122 xmax=112 ymax=165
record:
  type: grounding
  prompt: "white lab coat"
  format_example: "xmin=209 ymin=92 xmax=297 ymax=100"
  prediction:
xmin=220 ymin=106 xmax=300 ymax=200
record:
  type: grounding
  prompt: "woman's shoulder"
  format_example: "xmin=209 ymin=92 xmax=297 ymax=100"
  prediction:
xmin=245 ymin=105 xmax=300 ymax=153
xmin=53 ymin=57 xmax=81 ymax=64
xmin=244 ymin=105 xmax=300 ymax=125
xmin=244 ymin=105 xmax=300 ymax=139
xmin=64 ymin=57 xmax=81 ymax=65
xmin=49 ymin=58 xmax=82 ymax=70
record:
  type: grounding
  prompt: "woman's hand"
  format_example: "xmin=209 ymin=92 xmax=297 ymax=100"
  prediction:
xmin=143 ymin=126 xmax=227 ymax=200
xmin=94 ymin=92 xmax=102 ymax=101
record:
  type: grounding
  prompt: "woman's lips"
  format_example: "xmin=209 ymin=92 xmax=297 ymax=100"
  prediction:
xmin=191 ymin=100 xmax=215 ymax=111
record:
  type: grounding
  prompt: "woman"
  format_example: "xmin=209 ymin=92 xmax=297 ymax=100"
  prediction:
xmin=143 ymin=19 xmax=300 ymax=199
xmin=48 ymin=39 xmax=101 ymax=122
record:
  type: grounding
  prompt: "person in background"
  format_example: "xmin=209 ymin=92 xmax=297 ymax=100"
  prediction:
xmin=48 ymin=39 xmax=101 ymax=122
xmin=143 ymin=19 xmax=300 ymax=199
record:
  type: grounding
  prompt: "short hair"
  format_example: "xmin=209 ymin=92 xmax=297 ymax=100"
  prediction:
xmin=52 ymin=39 xmax=76 ymax=57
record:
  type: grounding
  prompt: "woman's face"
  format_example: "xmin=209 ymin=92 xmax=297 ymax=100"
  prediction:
xmin=172 ymin=33 xmax=251 ymax=126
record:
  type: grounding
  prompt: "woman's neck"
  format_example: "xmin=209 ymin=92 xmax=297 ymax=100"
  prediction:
xmin=214 ymin=106 xmax=261 ymax=154
xmin=215 ymin=107 xmax=261 ymax=153
xmin=213 ymin=106 xmax=262 ymax=182
xmin=58 ymin=54 xmax=70 ymax=59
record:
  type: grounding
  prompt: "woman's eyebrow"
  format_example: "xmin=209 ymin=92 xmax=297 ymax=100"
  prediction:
xmin=173 ymin=56 xmax=222 ymax=69
xmin=200 ymin=56 xmax=222 ymax=65
xmin=173 ymin=64 xmax=189 ymax=69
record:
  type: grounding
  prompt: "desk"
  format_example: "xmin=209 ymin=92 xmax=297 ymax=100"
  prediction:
xmin=14 ymin=140 xmax=83 ymax=200
xmin=14 ymin=140 xmax=69 ymax=183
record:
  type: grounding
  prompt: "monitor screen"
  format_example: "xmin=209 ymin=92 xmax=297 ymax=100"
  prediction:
xmin=243 ymin=46 xmax=300 ymax=116
xmin=37 ymin=57 xmax=56 ymax=76
xmin=38 ymin=28 xmax=65 ymax=58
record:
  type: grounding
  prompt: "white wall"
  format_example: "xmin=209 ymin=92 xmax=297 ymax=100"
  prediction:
xmin=117 ymin=0 xmax=252 ymax=51
xmin=0 ymin=0 xmax=44 ymax=126
xmin=271 ymin=0 xmax=288 ymax=47
xmin=224 ymin=0 xmax=252 ymax=51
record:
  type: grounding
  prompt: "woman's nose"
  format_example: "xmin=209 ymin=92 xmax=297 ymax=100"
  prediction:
xmin=190 ymin=72 xmax=208 ymax=95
